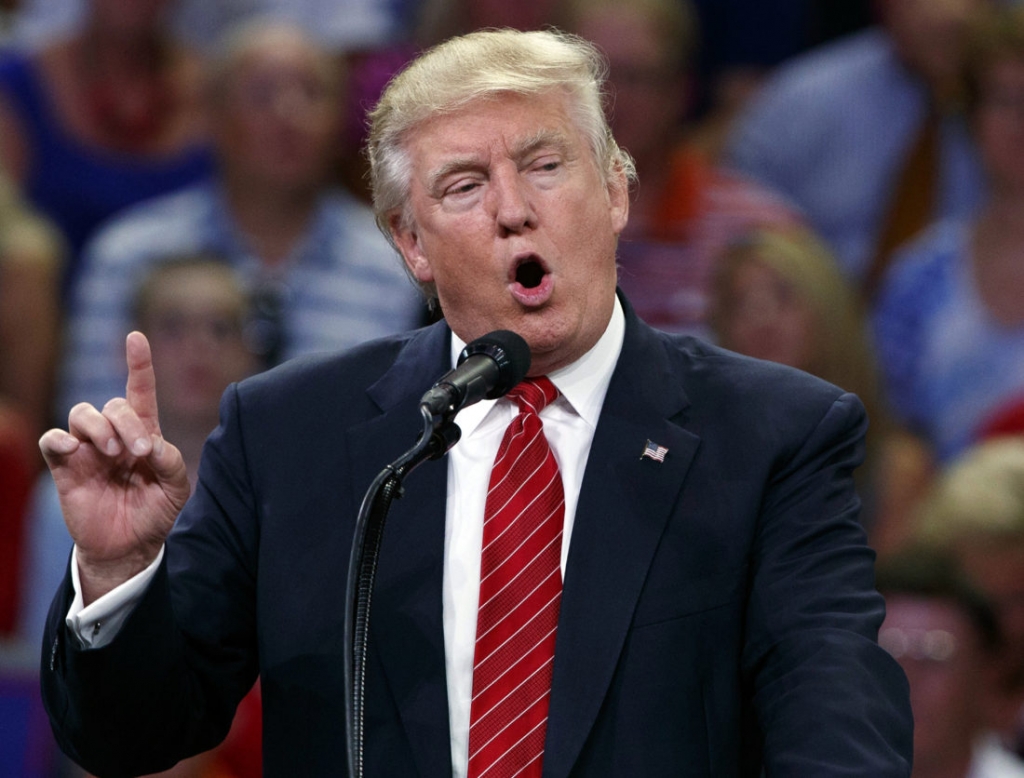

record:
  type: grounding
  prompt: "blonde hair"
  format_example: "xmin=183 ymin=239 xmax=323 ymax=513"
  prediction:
xmin=710 ymin=224 xmax=886 ymax=439
xmin=367 ymin=28 xmax=635 ymax=248
xmin=914 ymin=437 xmax=1024 ymax=547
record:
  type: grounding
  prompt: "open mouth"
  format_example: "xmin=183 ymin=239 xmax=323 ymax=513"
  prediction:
xmin=514 ymin=256 xmax=546 ymax=289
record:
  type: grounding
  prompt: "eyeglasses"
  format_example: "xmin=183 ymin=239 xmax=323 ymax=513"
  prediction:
xmin=879 ymin=627 xmax=958 ymax=663
xmin=145 ymin=312 xmax=245 ymax=346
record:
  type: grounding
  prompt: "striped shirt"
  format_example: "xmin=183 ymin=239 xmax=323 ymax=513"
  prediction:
xmin=873 ymin=219 xmax=1024 ymax=463
xmin=57 ymin=180 xmax=423 ymax=418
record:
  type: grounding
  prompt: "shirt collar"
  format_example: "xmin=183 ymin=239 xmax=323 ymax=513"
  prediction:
xmin=450 ymin=296 xmax=625 ymax=436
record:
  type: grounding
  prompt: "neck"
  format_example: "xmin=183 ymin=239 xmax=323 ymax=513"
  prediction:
xmin=974 ymin=195 xmax=1024 ymax=268
xmin=162 ymin=419 xmax=212 ymax=490
xmin=223 ymin=175 xmax=320 ymax=267
xmin=981 ymin=188 xmax=1024 ymax=232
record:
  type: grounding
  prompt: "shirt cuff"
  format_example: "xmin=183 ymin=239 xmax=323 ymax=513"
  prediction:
xmin=66 ymin=545 xmax=164 ymax=649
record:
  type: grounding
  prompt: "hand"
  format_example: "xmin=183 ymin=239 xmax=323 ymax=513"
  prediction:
xmin=39 ymin=332 xmax=190 ymax=604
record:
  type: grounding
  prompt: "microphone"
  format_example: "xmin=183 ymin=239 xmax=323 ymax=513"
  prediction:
xmin=420 ymin=330 xmax=531 ymax=416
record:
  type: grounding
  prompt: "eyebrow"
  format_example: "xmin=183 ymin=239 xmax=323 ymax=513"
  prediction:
xmin=425 ymin=128 xmax=574 ymax=193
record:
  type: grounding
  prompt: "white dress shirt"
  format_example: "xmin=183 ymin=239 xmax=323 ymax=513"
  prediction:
xmin=66 ymin=299 xmax=626 ymax=777
xmin=444 ymin=300 xmax=624 ymax=777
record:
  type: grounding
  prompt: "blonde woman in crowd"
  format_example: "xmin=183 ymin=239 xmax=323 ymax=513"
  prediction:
xmin=912 ymin=437 xmax=1024 ymax=761
xmin=709 ymin=223 xmax=933 ymax=547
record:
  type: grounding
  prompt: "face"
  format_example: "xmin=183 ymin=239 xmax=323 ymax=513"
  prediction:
xmin=714 ymin=258 xmax=817 ymax=371
xmin=880 ymin=595 xmax=989 ymax=769
xmin=881 ymin=0 xmax=989 ymax=99
xmin=140 ymin=266 xmax=257 ymax=432
xmin=574 ymin=7 xmax=685 ymax=169
xmin=391 ymin=91 xmax=629 ymax=375
xmin=215 ymin=32 xmax=340 ymax=194
xmin=90 ymin=0 xmax=172 ymax=35
xmin=960 ymin=542 xmax=1024 ymax=674
xmin=974 ymin=57 xmax=1024 ymax=196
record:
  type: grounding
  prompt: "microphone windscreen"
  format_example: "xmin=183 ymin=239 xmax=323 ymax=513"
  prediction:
xmin=458 ymin=330 xmax=531 ymax=399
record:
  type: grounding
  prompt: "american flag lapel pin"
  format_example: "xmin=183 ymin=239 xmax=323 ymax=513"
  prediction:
xmin=641 ymin=439 xmax=669 ymax=463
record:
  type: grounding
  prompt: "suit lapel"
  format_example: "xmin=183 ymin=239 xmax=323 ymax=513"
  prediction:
xmin=543 ymin=309 xmax=701 ymax=778
xmin=340 ymin=310 xmax=703 ymax=778
xmin=344 ymin=323 xmax=455 ymax=777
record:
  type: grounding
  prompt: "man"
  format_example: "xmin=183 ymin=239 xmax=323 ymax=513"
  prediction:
xmin=39 ymin=29 xmax=912 ymax=776
xmin=876 ymin=548 xmax=1024 ymax=778
xmin=912 ymin=437 xmax=1024 ymax=758
xmin=56 ymin=17 xmax=422 ymax=418
xmin=726 ymin=0 xmax=989 ymax=294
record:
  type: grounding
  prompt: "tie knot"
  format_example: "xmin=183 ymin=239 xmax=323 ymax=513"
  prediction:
xmin=506 ymin=376 xmax=558 ymax=414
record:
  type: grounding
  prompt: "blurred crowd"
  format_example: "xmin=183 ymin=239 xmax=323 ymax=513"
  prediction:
xmin=1 ymin=0 xmax=1024 ymax=776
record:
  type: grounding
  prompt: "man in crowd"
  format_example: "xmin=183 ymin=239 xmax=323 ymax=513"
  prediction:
xmin=56 ymin=17 xmax=422 ymax=418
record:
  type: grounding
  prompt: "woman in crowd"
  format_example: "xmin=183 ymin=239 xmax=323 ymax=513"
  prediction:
xmin=873 ymin=4 xmax=1024 ymax=470
xmin=709 ymin=223 xmax=933 ymax=549
xmin=0 ymin=0 xmax=212 ymax=297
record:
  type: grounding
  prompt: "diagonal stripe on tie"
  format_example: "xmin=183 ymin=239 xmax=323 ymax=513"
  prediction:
xmin=468 ymin=377 xmax=563 ymax=778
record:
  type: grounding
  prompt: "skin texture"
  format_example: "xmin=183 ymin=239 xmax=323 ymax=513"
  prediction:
xmin=389 ymin=90 xmax=629 ymax=377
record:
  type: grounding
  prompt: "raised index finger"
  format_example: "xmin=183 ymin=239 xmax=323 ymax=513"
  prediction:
xmin=125 ymin=331 xmax=162 ymax=435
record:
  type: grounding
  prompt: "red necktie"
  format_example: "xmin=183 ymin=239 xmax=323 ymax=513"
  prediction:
xmin=467 ymin=377 xmax=564 ymax=778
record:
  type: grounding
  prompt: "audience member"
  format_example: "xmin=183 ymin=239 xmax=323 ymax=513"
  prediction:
xmin=21 ymin=254 xmax=262 ymax=777
xmin=684 ymin=1 xmax=877 ymax=163
xmin=132 ymin=257 xmax=261 ymax=486
xmin=171 ymin=0 xmax=408 ymax=53
xmin=876 ymin=547 xmax=1024 ymax=778
xmin=0 ymin=403 xmax=33 ymax=637
xmin=0 ymin=0 xmax=213 ymax=298
xmin=707 ymin=224 xmax=934 ymax=543
xmin=0 ymin=165 xmax=61 ymax=438
xmin=0 ymin=166 xmax=60 ymax=637
xmin=56 ymin=17 xmax=422 ymax=420
xmin=415 ymin=0 xmax=559 ymax=46
xmin=911 ymin=437 xmax=1024 ymax=756
xmin=559 ymin=0 xmax=801 ymax=336
xmin=727 ymin=0 xmax=989 ymax=295
xmin=872 ymin=3 xmax=1024 ymax=467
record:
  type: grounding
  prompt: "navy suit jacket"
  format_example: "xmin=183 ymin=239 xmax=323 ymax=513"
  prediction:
xmin=42 ymin=298 xmax=912 ymax=776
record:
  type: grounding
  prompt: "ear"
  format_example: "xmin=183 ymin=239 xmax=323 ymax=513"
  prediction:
xmin=607 ymin=165 xmax=630 ymax=236
xmin=389 ymin=212 xmax=434 ymax=284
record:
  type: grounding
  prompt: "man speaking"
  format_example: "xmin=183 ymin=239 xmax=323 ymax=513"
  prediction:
xmin=38 ymin=28 xmax=912 ymax=777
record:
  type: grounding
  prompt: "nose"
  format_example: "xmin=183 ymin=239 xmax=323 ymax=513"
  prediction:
xmin=490 ymin=164 xmax=537 ymax=236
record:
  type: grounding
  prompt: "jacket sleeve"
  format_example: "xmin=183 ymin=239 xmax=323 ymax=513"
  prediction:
xmin=40 ymin=383 xmax=260 ymax=778
xmin=744 ymin=391 xmax=913 ymax=776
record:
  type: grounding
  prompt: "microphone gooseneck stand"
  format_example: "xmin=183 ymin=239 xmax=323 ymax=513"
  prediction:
xmin=343 ymin=404 xmax=461 ymax=778
xmin=342 ymin=328 xmax=531 ymax=777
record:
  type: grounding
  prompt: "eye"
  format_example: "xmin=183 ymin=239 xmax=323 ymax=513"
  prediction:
xmin=443 ymin=178 xmax=482 ymax=198
xmin=533 ymin=158 xmax=560 ymax=173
